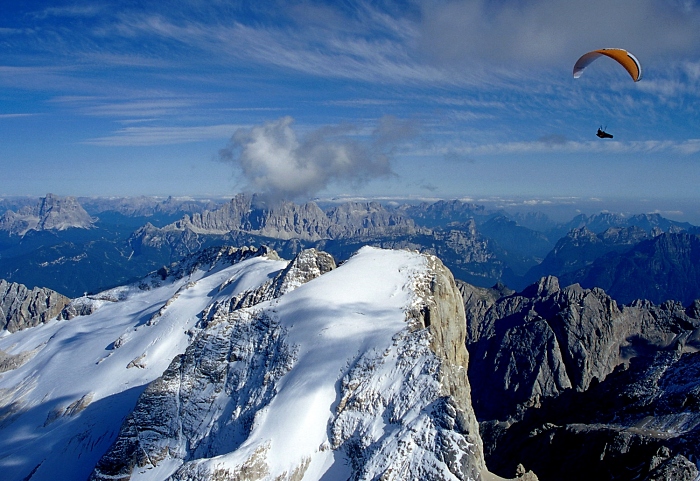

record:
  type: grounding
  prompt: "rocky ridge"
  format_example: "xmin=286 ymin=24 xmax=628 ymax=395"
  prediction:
xmin=167 ymin=193 xmax=424 ymax=241
xmin=461 ymin=276 xmax=700 ymax=480
xmin=5 ymin=194 xmax=699 ymax=307
xmin=77 ymin=195 xmax=222 ymax=218
xmin=0 ymin=279 xmax=70 ymax=333
xmin=560 ymin=232 xmax=700 ymax=305
xmin=130 ymin=211 xmax=512 ymax=291
xmin=559 ymin=212 xmax=694 ymax=239
xmin=523 ymin=225 xmax=650 ymax=284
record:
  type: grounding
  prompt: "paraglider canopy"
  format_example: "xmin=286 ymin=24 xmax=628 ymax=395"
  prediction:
xmin=573 ymin=48 xmax=642 ymax=82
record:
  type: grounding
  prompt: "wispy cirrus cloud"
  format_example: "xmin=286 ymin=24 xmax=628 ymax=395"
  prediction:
xmin=418 ymin=0 xmax=700 ymax=68
xmin=12 ymin=1 xmax=700 ymax=101
xmin=2 ymin=1 xmax=699 ymax=201
xmin=425 ymin=138 xmax=700 ymax=157
xmin=0 ymin=27 xmax=26 ymax=35
xmin=32 ymin=4 xmax=104 ymax=19
xmin=0 ymin=113 xmax=36 ymax=119
xmin=49 ymin=94 xmax=206 ymax=119
xmin=12 ymin=1 xmax=700 ymax=90
xmin=85 ymin=99 xmax=197 ymax=118
xmin=84 ymin=124 xmax=243 ymax=146
xmin=97 ymin=5 xmax=458 ymax=86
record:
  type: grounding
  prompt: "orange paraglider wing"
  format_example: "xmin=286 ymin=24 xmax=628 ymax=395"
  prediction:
xmin=573 ymin=48 xmax=642 ymax=82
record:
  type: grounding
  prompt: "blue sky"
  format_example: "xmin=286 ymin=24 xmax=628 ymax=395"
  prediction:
xmin=1 ymin=1 xmax=700 ymax=218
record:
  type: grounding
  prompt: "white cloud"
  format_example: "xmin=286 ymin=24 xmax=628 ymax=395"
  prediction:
xmin=50 ymin=95 xmax=206 ymax=119
xmin=219 ymin=116 xmax=416 ymax=201
xmin=674 ymin=139 xmax=700 ymax=154
xmin=101 ymin=8 xmax=459 ymax=86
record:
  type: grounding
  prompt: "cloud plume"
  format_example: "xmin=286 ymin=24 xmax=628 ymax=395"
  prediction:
xmin=219 ymin=116 xmax=415 ymax=200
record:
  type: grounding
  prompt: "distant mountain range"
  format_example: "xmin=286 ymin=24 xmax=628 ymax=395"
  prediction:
xmin=2 ymin=193 xmax=699 ymax=306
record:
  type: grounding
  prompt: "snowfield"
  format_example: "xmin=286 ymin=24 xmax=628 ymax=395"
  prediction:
xmin=0 ymin=249 xmax=287 ymax=481
xmin=1 ymin=246 xmax=488 ymax=481
xmin=166 ymin=247 xmax=433 ymax=480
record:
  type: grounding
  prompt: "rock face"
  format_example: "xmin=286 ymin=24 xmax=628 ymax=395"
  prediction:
xmin=524 ymin=227 xmax=700 ymax=305
xmin=90 ymin=247 xmax=494 ymax=481
xmin=462 ymin=276 xmax=700 ymax=480
xmin=0 ymin=279 xmax=70 ymax=332
xmin=168 ymin=193 xmax=423 ymax=241
xmin=561 ymin=232 xmax=700 ymax=305
xmin=559 ymin=212 xmax=694 ymax=238
xmin=398 ymin=199 xmax=488 ymax=229
xmin=5 ymin=194 xmax=700 ymax=305
xmin=524 ymin=225 xmax=650 ymax=284
xmin=414 ymin=254 xmax=486 ymax=478
xmin=0 ymin=193 xmax=95 ymax=235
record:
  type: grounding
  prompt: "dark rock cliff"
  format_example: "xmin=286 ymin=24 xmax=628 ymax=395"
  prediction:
xmin=461 ymin=276 xmax=700 ymax=480
xmin=0 ymin=279 xmax=70 ymax=332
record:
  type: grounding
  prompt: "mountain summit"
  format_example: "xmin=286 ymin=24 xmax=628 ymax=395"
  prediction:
xmin=0 ymin=193 xmax=95 ymax=236
xmin=0 ymin=246 xmax=513 ymax=481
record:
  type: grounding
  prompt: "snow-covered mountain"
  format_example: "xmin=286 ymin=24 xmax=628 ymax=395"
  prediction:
xmin=0 ymin=246 xmax=511 ymax=481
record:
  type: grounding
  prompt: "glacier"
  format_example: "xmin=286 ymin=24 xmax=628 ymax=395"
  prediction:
xmin=0 ymin=246 xmax=286 ymax=480
xmin=0 ymin=245 xmax=511 ymax=481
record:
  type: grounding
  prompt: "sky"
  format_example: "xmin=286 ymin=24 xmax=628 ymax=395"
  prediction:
xmin=1 ymin=0 xmax=700 ymax=219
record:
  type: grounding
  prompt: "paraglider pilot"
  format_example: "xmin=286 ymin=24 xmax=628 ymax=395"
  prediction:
xmin=596 ymin=127 xmax=613 ymax=139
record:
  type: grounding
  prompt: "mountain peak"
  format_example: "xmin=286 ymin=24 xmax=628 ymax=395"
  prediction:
xmin=0 ymin=247 xmax=509 ymax=481
xmin=0 ymin=193 xmax=95 ymax=236
xmin=521 ymin=275 xmax=560 ymax=298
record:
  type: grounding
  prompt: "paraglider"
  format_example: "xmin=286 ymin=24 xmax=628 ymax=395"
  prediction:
xmin=573 ymin=48 xmax=642 ymax=82
xmin=573 ymin=48 xmax=642 ymax=138
xmin=596 ymin=127 xmax=613 ymax=139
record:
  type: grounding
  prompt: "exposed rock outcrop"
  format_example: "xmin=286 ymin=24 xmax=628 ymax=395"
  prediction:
xmin=56 ymin=245 xmax=281 ymax=321
xmin=464 ymin=276 xmax=700 ymax=421
xmin=0 ymin=244 xmax=290 ymax=481
xmin=90 ymin=248 xmax=338 ymax=481
xmin=220 ymin=248 xmax=336 ymax=312
xmin=0 ymin=279 xmax=70 ymax=332
xmin=411 ymin=254 xmax=487 ymax=478
xmin=462 ymin=276 xmax=700 ymax=480
xmin=77 ymin=195 xmax=221 ymax=217
xmin=398 ymin=199 xmax=488 ymax=228
xmin=127 ymin=197 xmax=519 ymax=290
xmin=559 ymin=212 xmax=694 ymax=238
